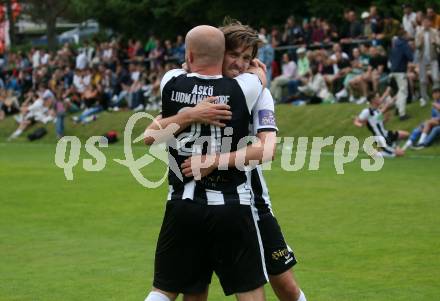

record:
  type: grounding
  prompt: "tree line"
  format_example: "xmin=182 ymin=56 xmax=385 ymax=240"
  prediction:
xmin=11 ymin=0 xmax=440 ymax=50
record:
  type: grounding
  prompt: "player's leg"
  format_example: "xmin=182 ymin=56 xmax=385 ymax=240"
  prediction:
xmin=397 ymin=130 xmax=409 ymax=140
xmin=235 ymin=286 xmax=266 ymax=301
xmin=210 ymin=205 xmax=268 ymax=299
xmin=147 ymin=201 xmax=209 ymax=301
xmin=183 ymin=289 xmax=209 ymax=301
xmin=269 ymin=271 xmax=307 ymax=301
xmin=424 ymin=125 xmax=440 ymax=146
xmin=348 ymin=78 xmax=359 ymax=101
xmin=372 ymin=70 xmax=380 ymax=93
xmin=418 ymin=119 xmax=438 ymax=145
xmin=257 ymin=213 xmax=306 ymax=301
xmin=402 ymin=125 xmax=423 ymax=150
xmin=8 ymin=119 xmax=31 ymax=140
xmin=360 ymin=77 xmax=368 ymax=99
xmin=145 ymin=288 xmax=177 ymax=301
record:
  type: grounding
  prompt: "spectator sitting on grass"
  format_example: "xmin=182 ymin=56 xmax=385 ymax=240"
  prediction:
xmin=8 ymin=88 xmax=54 ymax=141
xmin=284 ymin=47 xmax=311 ymax=101
xmin=111 ymin=63 xmax=143 ymax=110
xmin=0 ymin=90 xmax=20 ymax=121
xmin=346 ymin=47 xmax=369 ymax=104
xmin=364 ymin=45 xmax=389 ymax=93
xmin=403 ymin=85 xmax=440 ymax=150
xmin=270 ymin=52 xmax=298 ymax=103
xmin=287 ymin=62 xmax=334 ymax=105
xmin=72 ymin=82 xmax=102 ymax=124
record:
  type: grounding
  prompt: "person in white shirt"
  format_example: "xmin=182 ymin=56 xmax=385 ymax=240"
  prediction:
xmin=402 ymin=4 xmax=417 ymax=38
xmin=76 ymin=50 xmax=88 ymax=70
xmin=296 ymin=63 xmax=333 ymax=104
xmin=415 ymin=17 xmax=440 ymax=106
xmin=81 ymin=40 xmax=95 ymax=62
xmin=40 ymin=50 xmax=50 ymax=66
xmin=329 ymin=43 xmax=349 ymax=66
xmin=8 ymin=87 xmax=55 ymax=140
xmin=102 ymin=43 xmax=114 ymax=64
xmin=270 ymin=52 xmax=298 ymax=102
xmin=73 ymin=69 xmax=91 ymax=94
xmin=31 ymin=48 xmax=40 ymax=69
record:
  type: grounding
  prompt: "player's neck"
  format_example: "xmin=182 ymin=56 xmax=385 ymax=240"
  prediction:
xmin=190 ymin=65 xmax=223 ymax=76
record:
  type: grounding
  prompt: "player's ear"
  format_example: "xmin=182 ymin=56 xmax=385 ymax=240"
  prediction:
xmin=187 ymin=51 xmax=194 ymax=65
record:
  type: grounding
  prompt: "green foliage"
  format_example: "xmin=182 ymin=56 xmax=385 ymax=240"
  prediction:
xmin=63 ymin=0 xmax=440 ymax=40
xmin=67 ymin=0 xmax=307 ymax=39
xmin=9 ymin=42 xmax=33 ymax=54
xmin=15 ymin=0 xmax=440 ymax=46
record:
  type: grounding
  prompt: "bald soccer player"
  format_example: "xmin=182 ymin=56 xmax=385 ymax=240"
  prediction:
xmin=144 ymin=25 xmax=268 ymax=301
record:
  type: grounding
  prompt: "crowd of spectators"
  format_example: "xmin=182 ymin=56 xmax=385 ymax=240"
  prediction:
xmin=0 ymin=36 xmax=184 ymax=140
xmin=259 ymin=4 xmax=440 ymax=149
xmin=263 ymin=5 xmax=440 ymax=106
xmin=0 ymin=4 xmax=440 ymax=149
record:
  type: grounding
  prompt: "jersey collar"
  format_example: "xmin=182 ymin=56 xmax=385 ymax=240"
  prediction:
xmin=187 ymin=72 xmax=223 ymax=79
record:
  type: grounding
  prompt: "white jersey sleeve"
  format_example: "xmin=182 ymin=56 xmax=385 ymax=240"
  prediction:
xmin=252 ymin=88 xmax=278 ymax=134
xmin=358 ymin=108 xmax=370 ymax=121
xmin=234 ymin=73 xmax=263 ymax=114
xmin=160 ymin=69 xmax=187 ymax=95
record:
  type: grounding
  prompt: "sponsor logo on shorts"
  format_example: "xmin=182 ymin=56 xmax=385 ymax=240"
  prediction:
xmin=271 ymin=248 xmax=290 ymax=261
xmin=284 ymin=254 xmax=294 ymax=265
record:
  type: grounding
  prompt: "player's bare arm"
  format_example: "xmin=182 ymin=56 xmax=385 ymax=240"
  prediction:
xmin=353 ymin=117 xmax=366 ymax=127
xmin=144 ymin=97 xmax=232 ymax=145
xmin=181 ymin=131 xmax=277 ymax=179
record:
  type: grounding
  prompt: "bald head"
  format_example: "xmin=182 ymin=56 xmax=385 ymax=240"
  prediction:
xmin=185 ymin=25 xmax=225 ymax=69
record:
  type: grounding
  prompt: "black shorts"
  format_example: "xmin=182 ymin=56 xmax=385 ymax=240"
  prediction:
xmin=258 ymin=213 xmax=297 ymax=275
xmin=153 ymin=200 xmax=267 ymax=296
xmin=386 ymin=131 xmax=399 ymax=146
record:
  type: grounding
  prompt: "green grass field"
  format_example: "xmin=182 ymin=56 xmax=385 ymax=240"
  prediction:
xmin=1 ymin=103 xmax=439 ymax=300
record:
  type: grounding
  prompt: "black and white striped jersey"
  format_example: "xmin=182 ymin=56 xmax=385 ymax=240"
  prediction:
xmin=358 ymin=107 xmax=396 ymax=156
xmin=359 ymin=107 xmax=389 ymax=138
xmin=247 ymin=88 xmax=278 ymax=217
xmin=161 ymin=69 xmax=262 ymax=205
